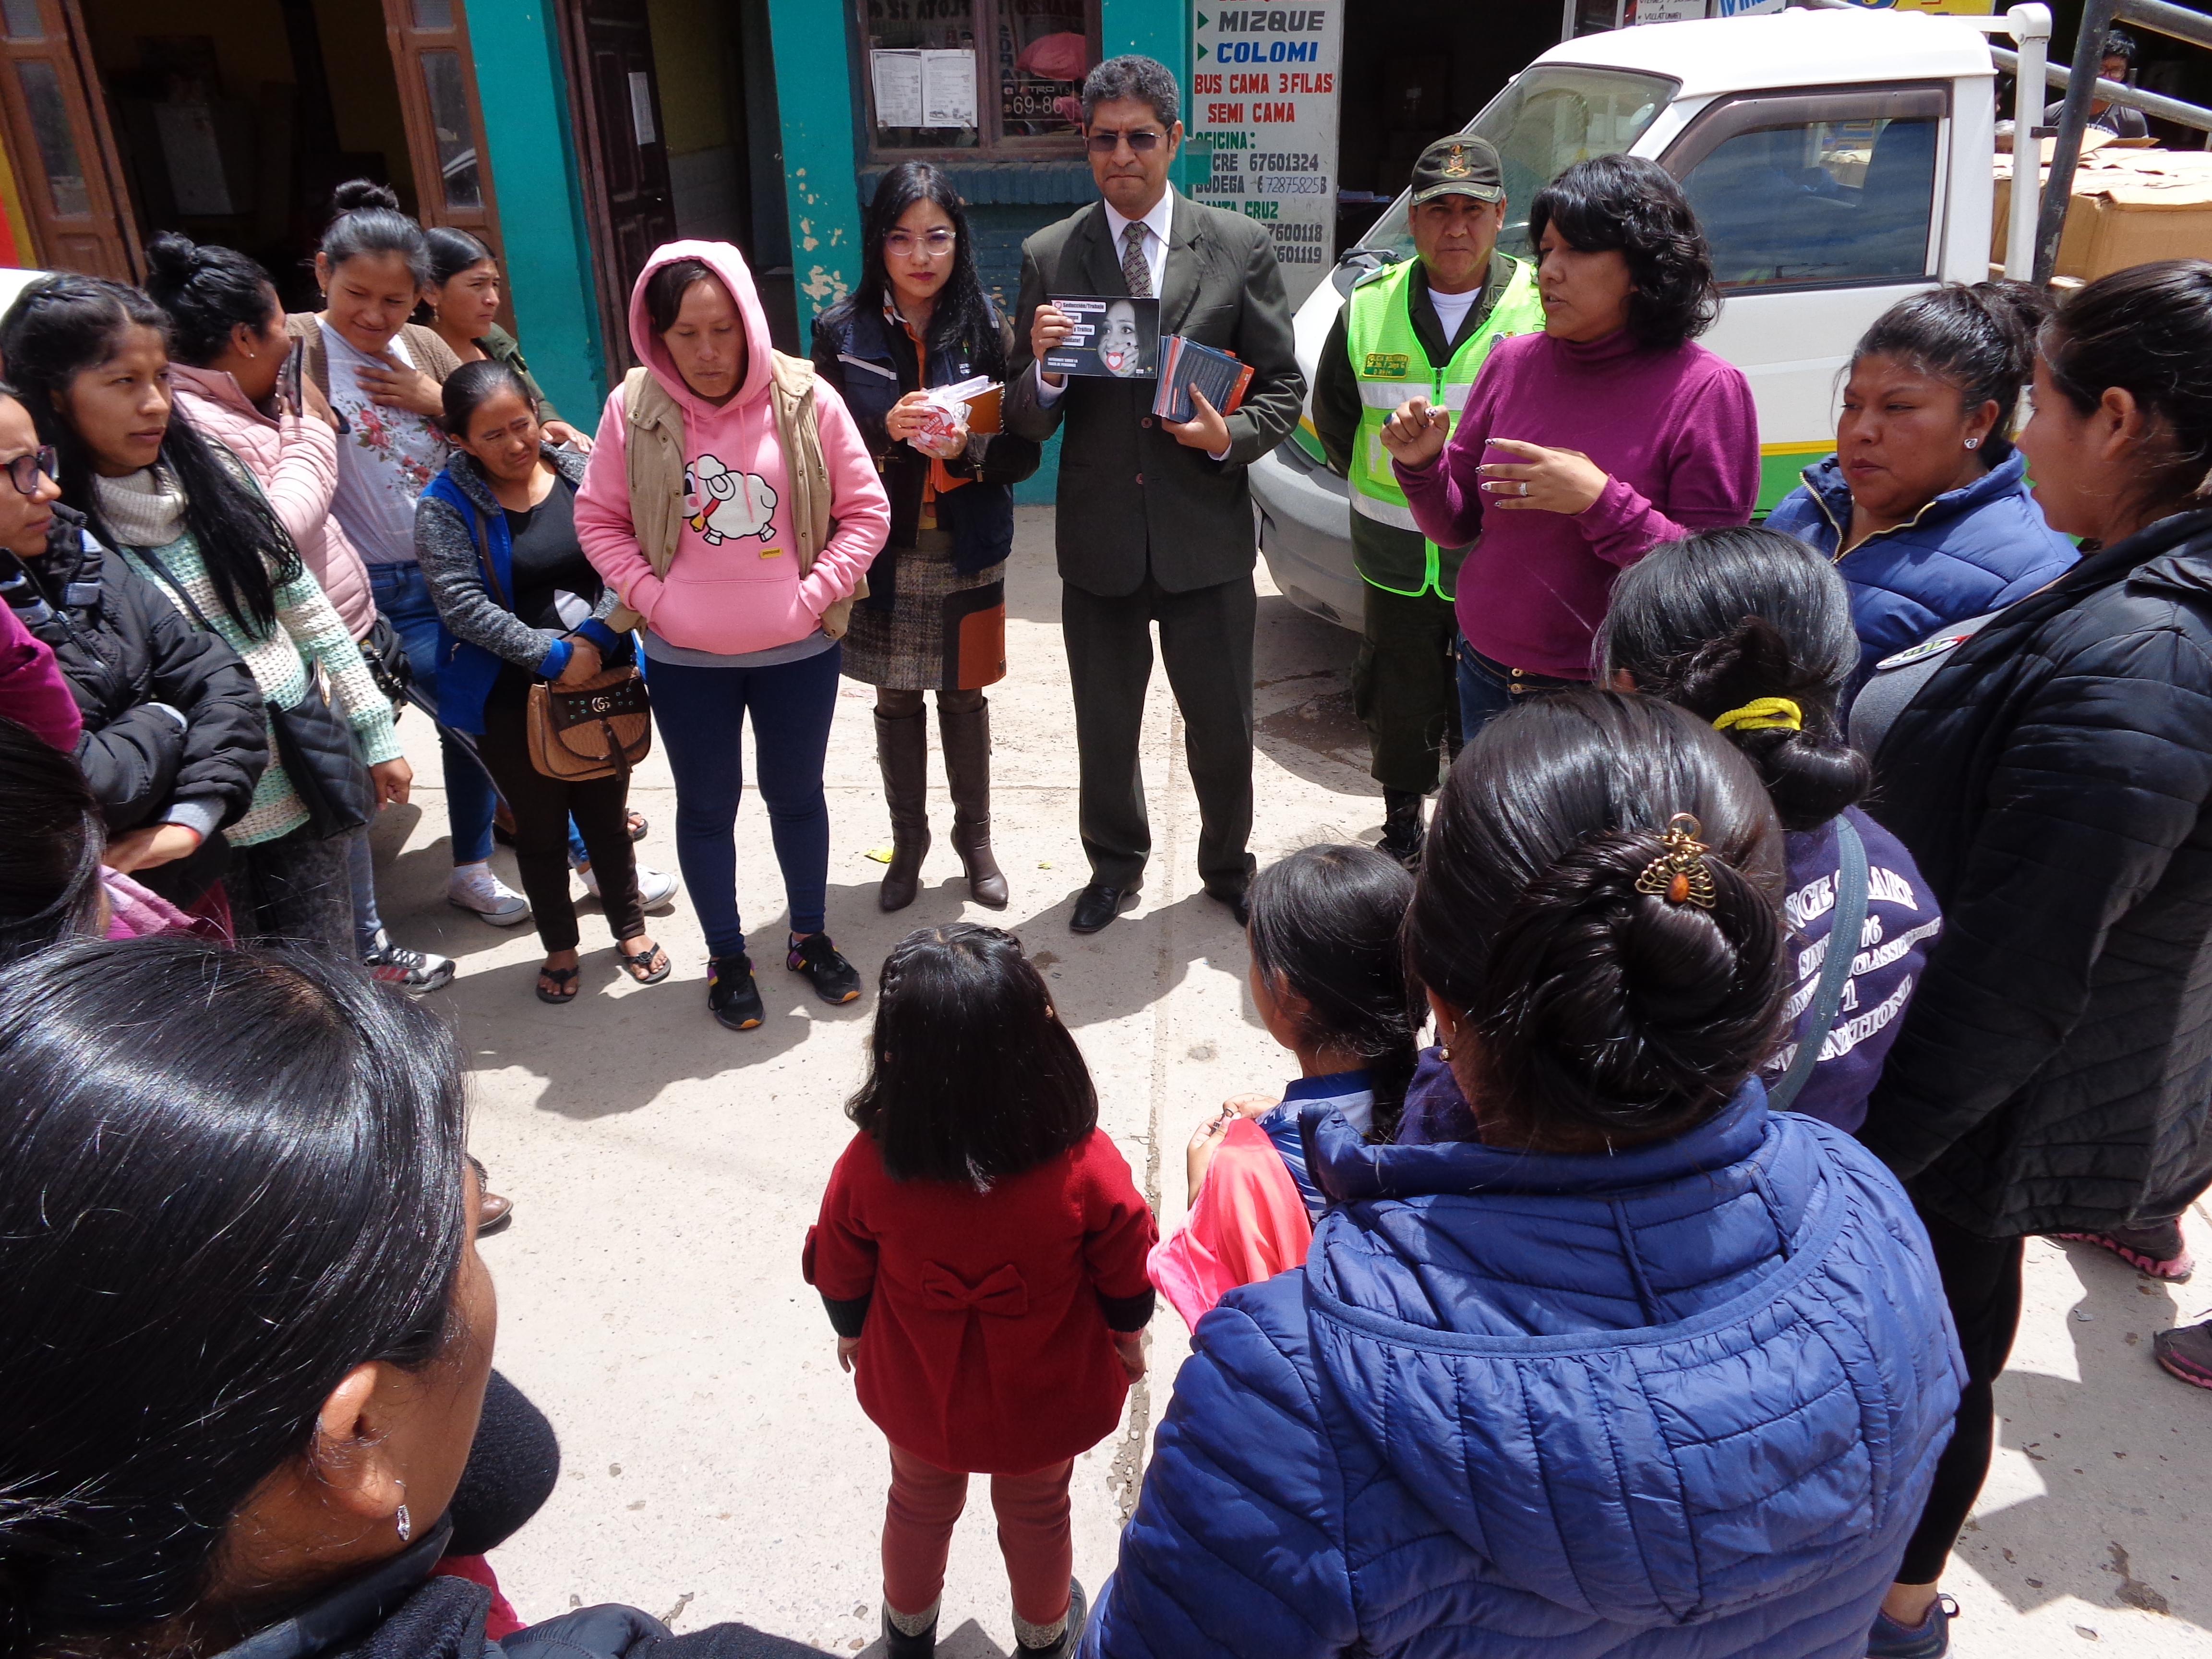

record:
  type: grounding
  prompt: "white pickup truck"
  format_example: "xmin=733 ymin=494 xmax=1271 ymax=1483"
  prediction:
xmin=1255 ymin=4 xmax=2030 ymax=627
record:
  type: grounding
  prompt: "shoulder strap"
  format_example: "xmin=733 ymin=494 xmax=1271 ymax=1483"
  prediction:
xmin=1767 ymin=815 xmax=1869 ymax=1114
xmin=461 ymin=496 xmax=510 ymax=611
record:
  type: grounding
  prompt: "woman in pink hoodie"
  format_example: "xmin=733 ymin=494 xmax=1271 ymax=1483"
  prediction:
xmin=579 ymin=243 xmax=889 ymax=1030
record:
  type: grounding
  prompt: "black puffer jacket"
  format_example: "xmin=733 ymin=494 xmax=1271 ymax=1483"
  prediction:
xmin=1864 ymin=508 xmax=2212 ymax=1238
xmin=0 ymin=505 xmax=265 ymax=833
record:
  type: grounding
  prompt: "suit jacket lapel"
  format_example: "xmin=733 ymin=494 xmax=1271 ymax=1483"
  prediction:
xmin=1160 ymin=192 xmax=1205 ymax=334
xmin=1078 ymin=203 xmax=1127 ymax=298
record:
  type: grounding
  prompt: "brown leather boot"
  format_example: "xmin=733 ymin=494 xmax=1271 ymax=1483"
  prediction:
xmin=938 ymin=697 xmax=1008 ymax=908
xmin=875 ymin=709 xmax=931 ymax=911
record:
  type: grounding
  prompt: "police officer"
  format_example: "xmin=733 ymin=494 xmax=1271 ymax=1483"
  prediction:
xmin=1311 ymin=134 xmax=1542 ymax=866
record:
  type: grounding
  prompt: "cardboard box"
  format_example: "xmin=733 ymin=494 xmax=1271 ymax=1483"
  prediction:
xmin=1993 ymin=144 xmax=2212 ymax=280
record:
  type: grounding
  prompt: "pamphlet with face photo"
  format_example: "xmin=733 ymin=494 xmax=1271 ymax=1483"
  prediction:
xmin=1043 ymin=294 xmax=1160 ymax=380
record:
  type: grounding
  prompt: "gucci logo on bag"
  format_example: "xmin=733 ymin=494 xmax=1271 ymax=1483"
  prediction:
xmin=587 ymin=694 xmax=614 ymax=715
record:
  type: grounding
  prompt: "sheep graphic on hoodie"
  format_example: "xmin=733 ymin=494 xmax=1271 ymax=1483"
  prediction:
xmin=576 ymin=239 xmax=889 ymax=658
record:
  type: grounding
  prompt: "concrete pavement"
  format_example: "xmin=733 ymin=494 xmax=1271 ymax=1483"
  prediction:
xmin=366 ymin=506 xmax=2212 ymax=1657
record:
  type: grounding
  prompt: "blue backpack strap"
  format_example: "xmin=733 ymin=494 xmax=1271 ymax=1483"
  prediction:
xmin=1767 ymin=815 xmax=1869 ymax=1114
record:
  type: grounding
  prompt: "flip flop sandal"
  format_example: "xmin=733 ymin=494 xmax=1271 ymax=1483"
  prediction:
xmin=617 ymin=942 xmax=672 ymax=985
xmin=535 ymin=964 xmax=581 ymax=1005
xmin=626 ymin=809 xmax=649 ymax=841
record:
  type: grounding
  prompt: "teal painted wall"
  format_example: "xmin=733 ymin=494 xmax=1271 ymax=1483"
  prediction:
xmin=469 ymin=1 xmax=609 ymax=424
xmin=766 ymin=0 xmax=866 ymax=326
xmin=1102 ymin=0 xmax=1189 ymax=81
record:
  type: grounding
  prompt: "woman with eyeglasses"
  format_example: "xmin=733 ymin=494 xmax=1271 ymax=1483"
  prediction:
xmin=0 ymin=375 xmax=265 ymax=910
xmin=0 ymin=438 xmax=88 ymax=753
xmin=812 ymin=161 xmax=1040 ymax=913
xmin=0 ymin=275 xmax=408 ymax=954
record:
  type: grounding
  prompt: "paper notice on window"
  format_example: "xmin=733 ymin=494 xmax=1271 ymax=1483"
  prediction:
xmin=922 ymin=49 xmax=978 ymax=129
xmin=871 ymin=50 xmax=924 ymax=128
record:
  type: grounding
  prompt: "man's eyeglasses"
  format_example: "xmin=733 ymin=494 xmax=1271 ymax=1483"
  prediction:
xmin=1086 ymin=129 xmax=1165 ymax=154
xmin=886 ymin=229 xmax=956 ymax=257
xmin=0 ymin=447 xmax=57 ymax=496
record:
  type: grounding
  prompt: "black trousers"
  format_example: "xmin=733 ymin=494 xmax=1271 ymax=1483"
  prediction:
xmin=1061 ymin=573 xmax=1255 ymax=893
xmin=1895 ymin=1206 xmax=2025 ymax=1584
xmin=1351 ymin=581 xmax=1461 ymax=796
xmin=474 ymin=672 xmax=645 ymax=954
xmin=225 ymin=822 xmax=352 ymax=955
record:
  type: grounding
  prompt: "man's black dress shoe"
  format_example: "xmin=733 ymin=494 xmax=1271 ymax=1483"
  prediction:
xmin=1070 ymin=881 xmax=1139 ymax=934
xmin=1207 ymin=886 xmax=1251 ymax=927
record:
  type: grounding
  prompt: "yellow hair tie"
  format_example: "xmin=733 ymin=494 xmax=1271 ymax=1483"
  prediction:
xmin=1712 ymin=697 xmax=1802 ymax=733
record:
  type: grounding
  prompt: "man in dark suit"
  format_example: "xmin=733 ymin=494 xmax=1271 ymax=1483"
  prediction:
xmin=1004 ymin=54 xmax=1305 ymax=934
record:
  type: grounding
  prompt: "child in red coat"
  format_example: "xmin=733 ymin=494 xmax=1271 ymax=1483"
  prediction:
xmin=804 ymin=923 xmax=1156 ymax=1659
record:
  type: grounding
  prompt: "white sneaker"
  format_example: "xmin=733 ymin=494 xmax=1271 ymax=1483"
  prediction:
xmin=577 ymin=859 xmax=680 ymax=910
xmin=447 ymin=861 xmax=532 ymax=926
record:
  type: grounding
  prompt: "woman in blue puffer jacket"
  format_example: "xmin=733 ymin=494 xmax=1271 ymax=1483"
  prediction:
xmin=1084 ymin=690 xmax=1961 ymax=1659
xmin=1765 ymin=282 xmax=2076 ymax=696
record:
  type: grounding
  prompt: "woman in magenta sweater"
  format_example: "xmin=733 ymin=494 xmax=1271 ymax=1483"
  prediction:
xmin=1383 ymin=154 xmax=1757 ymax=740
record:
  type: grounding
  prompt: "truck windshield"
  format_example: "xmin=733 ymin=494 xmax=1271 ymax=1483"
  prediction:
xmin=1346 ymin=65 xmax=1675 ymax=272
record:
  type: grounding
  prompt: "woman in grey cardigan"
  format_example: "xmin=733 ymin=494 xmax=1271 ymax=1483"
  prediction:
xmin=418 ymin=361 xmax=672 ymax=1003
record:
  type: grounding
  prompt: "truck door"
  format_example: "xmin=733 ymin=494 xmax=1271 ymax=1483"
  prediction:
xmin=1658 ymin=84 xmax=1949 ymax=510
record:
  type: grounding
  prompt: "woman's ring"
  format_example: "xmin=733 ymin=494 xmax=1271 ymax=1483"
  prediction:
xmin=1518 ymin=481 xmax=1530 ymax=496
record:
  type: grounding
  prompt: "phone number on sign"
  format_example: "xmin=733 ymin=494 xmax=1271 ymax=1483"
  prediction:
xmin=1255 ymin=175 xmax=1329 ymax=194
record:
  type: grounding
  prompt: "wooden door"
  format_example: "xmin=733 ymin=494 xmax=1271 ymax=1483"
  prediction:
xmin=380 ymin=0 xmax=501 ymax=243
xmin=0 ymin=0 xmax=138 ymax=279
xmin=557 ymin=0 xmax=678 ymax=379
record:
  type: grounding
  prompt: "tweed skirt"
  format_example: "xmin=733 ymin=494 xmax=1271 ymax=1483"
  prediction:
xmin=842 ymin=528 xmax=1007 ymax=692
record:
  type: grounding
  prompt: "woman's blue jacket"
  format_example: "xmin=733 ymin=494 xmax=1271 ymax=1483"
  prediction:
xmin=1084 ymin=1084 xmax=1962 ymax=1659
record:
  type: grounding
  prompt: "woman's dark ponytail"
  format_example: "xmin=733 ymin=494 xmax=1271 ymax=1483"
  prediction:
xmin=1596 ymin=526 xmax=1869 ymax=832
xmin=1406 ymin=691 xmax=1788 ymax=1149
xmin=1246 ymin=844 xmax=1421 ymax=1142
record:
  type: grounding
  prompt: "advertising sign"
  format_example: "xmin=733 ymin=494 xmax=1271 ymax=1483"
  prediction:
xmin=1189 ymin=5 xmax=1345 ymax=306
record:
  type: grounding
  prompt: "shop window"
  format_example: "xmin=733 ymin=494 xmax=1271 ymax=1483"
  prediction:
xmin=1667 ymin=87 xmax=1945 ymax=290
xmin=860 ymin=0 xmax=1100 ymax=155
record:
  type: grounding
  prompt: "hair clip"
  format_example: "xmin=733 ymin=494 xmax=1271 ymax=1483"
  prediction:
xmin=1634 ymin=813 xmax=1717 ymax=909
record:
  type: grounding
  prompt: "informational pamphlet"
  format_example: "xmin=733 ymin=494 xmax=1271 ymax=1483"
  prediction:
xmin=1042 ymin=294 xmax=1161 ymax=380
xmin=1188 ymin=3 xmax=1346 ymax=305
xmin=870 ymin=50 xmax=924 ymax=128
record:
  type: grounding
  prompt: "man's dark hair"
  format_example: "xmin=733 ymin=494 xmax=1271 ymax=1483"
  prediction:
xmin=1528 ymin=154 xmax=1719 ymax=351
xmin=847 ymin=923 xmax=1098 ymax=1185
xmin=1082 ymin=55 xmax=1180 ymax=132
xmin=1405 ymin=690 xmax=1787 ymax=1151
xmin=0 ymin=937 xmax=469 ymax=1652
xmin=2103 ymin=26 xmax=2138 ymax=67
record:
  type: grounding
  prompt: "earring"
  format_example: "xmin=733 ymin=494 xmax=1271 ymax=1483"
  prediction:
xmin=395 ymin=1480 xmax=411 ymax=1543
xmin=1964 ymin=437 xmax=1981 ymax=449
xmin=1438 ymin=1046 xmax=1450 ymax=1063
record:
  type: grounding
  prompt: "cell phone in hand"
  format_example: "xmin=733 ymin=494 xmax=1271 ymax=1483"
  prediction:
xmin=277 ymin=339 xmax=306 ymax=420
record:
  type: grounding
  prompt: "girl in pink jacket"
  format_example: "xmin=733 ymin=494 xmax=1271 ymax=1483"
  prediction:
xmin=579 ymin=242 xmax=889 ymax=1030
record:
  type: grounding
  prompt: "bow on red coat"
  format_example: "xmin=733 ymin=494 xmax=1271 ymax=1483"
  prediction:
xmin=918 ymin=1261 xmax=1030 ymax=1316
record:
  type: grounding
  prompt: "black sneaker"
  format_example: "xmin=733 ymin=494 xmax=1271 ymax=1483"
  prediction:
xmin=787 ymin=932 xmax=863 ymax=1004
xmin=707 ymin=954 xmax=764 ymax=1030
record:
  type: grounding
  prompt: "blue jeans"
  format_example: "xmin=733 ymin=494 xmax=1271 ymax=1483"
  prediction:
xmin=370 ymin=562 xmax=499 ymax=866
xmin=1455 ymin=633 xmax=1580 ymax=745
xmin=649 ymin=645 xmax=842 ymax=956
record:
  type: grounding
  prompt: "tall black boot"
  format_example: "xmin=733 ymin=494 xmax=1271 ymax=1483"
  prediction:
xmin=876 ymin=709 xmax=931 ymax=911
xmin=938 ymin=697 xmax=1008 ymax=908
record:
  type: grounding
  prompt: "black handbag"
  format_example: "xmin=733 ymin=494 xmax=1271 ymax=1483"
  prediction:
xmin=362 ymin=613 xmax=414 ymax=713
xmin=135 ymin=545 xmax=375 ymax=840
xmin=269 ymin=680 xmax=376 ymax=838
